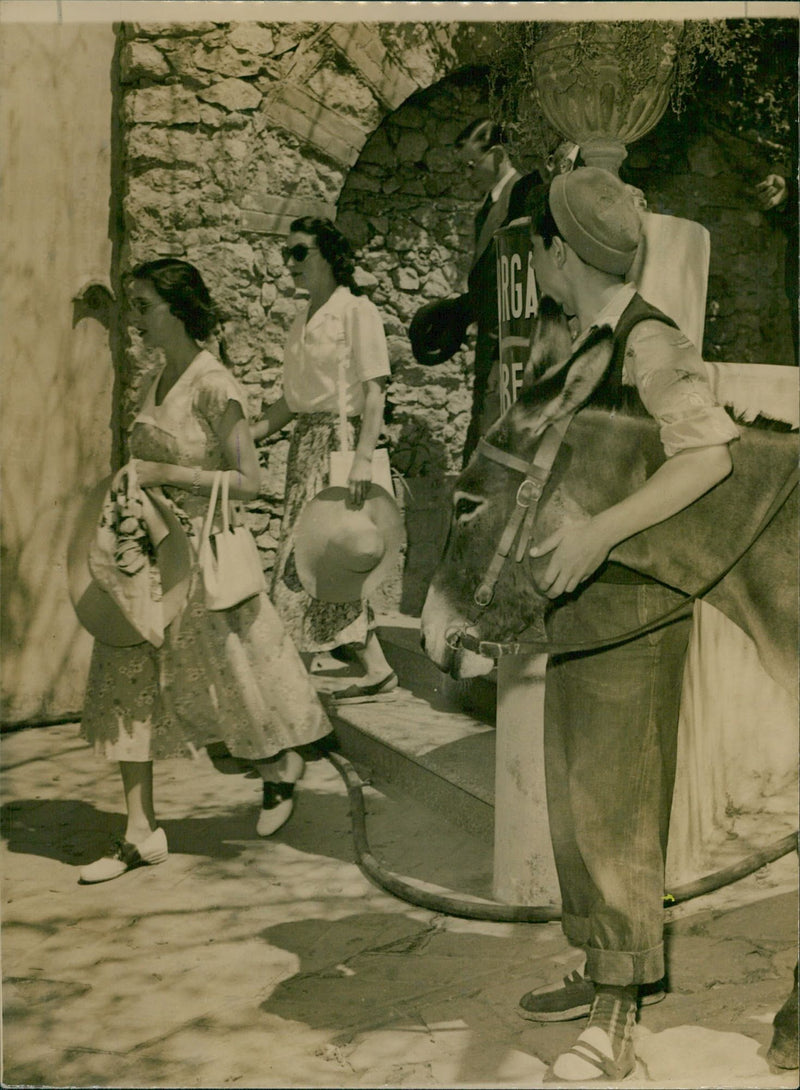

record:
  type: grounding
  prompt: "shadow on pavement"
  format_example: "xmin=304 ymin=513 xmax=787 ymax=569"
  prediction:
xmin=258 ymin=912 xmax=547 ymax=1084
xmin=0 ymin=797 xmax=271 ymax=865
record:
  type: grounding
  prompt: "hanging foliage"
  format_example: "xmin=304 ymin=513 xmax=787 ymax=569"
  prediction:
xmin=488 ymin=19 xmax=797 ymax=166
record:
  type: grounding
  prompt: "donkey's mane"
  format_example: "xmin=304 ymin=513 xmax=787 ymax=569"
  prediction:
xmin=726 ymin=408 xmax=798 ymax=433
xmin=518 ymin=324 xmax=615 ymax=411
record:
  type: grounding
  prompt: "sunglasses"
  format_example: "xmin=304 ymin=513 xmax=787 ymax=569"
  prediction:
xmin=281 ymin=243 xmax=318 ymax=265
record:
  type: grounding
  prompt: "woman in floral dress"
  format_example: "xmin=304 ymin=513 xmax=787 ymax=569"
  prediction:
xmin=79 ymin=259 xmax=330 ymax=883
xmin=252 ymin=218 xmax=396 ymax=699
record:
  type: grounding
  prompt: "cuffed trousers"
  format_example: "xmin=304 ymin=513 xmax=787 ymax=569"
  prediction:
xmin=544 ymin=580 xmax=692 ymax=985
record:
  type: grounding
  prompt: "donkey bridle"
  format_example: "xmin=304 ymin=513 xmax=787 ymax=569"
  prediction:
xmin=471 ymin=417 xmax=573 ymax=609
xmin=447 ymin=424 xmax=799 ymax=661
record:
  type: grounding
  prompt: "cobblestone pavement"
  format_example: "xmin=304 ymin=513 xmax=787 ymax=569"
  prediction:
xmin=1 ymin=723 xmax=797 ymax=1089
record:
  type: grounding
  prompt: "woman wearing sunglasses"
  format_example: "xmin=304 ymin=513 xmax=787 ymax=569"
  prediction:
xmin=252 ymin=217 xmax=396 ymax=699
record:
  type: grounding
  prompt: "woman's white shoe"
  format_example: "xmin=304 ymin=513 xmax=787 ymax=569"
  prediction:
xmin=256 ymin=751 xmax=305 ymax=837
xmin=79 ymin=827 xmax=168 ymax=884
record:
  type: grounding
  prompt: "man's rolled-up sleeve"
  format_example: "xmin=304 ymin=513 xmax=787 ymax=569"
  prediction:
xmin=624 ymin=321 xmax=740 ymax=457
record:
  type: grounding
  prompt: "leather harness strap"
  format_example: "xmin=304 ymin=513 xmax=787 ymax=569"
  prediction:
xmin=472 ymin=418 xmax=572 ymax=608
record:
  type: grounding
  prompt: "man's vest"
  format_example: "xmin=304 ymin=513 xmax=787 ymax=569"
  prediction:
xmin=591 ymin=292 xmax=679 ymax=416
xmin=590 ymin=292 xmax=680 ymax=587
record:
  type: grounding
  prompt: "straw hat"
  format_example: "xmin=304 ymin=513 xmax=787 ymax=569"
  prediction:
xmin=293 ymin=484 xmax=405 ymax=603
xmin=67 ymin=476 xmax=193 ymax=646
xmin=409 ymin=295 xmax=472 ymax=366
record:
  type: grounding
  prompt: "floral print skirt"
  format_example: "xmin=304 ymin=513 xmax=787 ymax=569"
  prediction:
xmin=270 ymin=412 xmax=373 ymax=653
xmin=80 ymin=556 xmax=331 ymax=763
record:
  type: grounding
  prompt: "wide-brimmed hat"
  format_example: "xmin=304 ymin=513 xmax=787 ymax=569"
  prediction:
xmin=293 ymin=484 xmax=405 ymax=603
xmin=67 ymin=476 xmax=193 ymax=646
xmin=409 ymin=295 xmax=472 ymax=366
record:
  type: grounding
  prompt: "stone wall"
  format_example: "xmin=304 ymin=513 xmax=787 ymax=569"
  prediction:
xmin=337 ymin=69 xmax=495 ymax=482
xmin=116 ymin=20 xmax=501 ymax=584
xmin=623 ymin=111 xmax=795 ymax=364
xmin=116 ymin=18 xmax=796 ymax=594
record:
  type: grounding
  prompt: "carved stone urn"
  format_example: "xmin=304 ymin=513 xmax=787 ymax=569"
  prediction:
xmin=533 ymin=22 xmax=683 ymax=174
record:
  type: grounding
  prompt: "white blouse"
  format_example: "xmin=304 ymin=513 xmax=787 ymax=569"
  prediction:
xmin=282 ymin=286 xmax=391 ymax=416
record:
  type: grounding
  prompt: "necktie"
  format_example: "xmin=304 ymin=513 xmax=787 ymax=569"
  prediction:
xmin=474 ymin=193 xmax=494 ymax=245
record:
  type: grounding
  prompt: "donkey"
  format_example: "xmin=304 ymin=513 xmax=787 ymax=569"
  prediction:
xmin=421 ymin=304 xmax=799 ymax=695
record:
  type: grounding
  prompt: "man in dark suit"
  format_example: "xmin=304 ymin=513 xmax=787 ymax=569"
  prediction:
xmin=454 ymin=119 xmax=527 ymax=466
xmin=409 ymin=125 xmax=575 ymax=464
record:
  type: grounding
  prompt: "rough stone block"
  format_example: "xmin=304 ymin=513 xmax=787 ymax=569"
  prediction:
xmin=120 ymin=41 xmax=170 ymax=84
xmin=391 ymin=267 xmax=420 ymax=292
xmin=227 ymin=24 xmax=275 ymax=57
xmin=131 ymin=166 xmax=204 ymax=195
xmin=336 ymin=210 xmax=369 ymax=249
xmin=193 ymin=42 xmax=262 ymax=78
xmin=124 ymin=86 xmax=200 ymax=125
xmin=346 ymin=173 xmax=382 ymax=193
xmin=198 ymin=78 xmax=262 ymax=112
xmin=422 ymin=269 xmax=454 ymax=298
xmin=354 ymin=267 xmax=379 ymax=290
xmin=358 ymin=129 xmax=397 ymax=169
xmin=262 ymin=85 xmax=367 ymax=167
xmin=395 ymin=129 xmax=428 ymax=164
xmin=127 ymin=127 xmax=201 ymax=166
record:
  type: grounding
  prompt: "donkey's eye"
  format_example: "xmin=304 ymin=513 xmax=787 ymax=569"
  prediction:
xmin=453 ymin=495 xmax=484 ymax=523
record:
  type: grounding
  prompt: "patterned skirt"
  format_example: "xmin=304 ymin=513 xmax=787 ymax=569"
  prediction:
xmin=80 ymin=492 xmax=331 ymax=763
xmin=270 ymin=412 xmax=373 ymax=653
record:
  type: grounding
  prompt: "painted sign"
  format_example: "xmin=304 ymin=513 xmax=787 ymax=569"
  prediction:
xmin=496 ymin=219 xmax=538 ymax=416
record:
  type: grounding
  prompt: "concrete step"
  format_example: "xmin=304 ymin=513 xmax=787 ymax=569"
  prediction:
xmin=326 ymin=614 xmax=497 ymax=840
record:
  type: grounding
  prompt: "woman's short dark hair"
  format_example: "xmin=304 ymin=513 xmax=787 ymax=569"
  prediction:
xmin=289 ymin=216 xmax=362 ymax=294
xmin=528 ymin=184 xmax=561 ymax=249
xmin=129 ymin=259 xmax=220 ymax=341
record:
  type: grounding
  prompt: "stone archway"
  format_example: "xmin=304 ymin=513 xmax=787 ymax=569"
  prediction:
xmin=233 ymin=21 xmax=504 ymax=231
xmin=118 ymin=18 xmax=507 ymax=581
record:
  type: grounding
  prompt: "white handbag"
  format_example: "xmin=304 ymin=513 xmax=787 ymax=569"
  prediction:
xmin=198 ymin=471 xmax=267 ymax=611
xmin=329 ymin=360 xmax=394 ymax=496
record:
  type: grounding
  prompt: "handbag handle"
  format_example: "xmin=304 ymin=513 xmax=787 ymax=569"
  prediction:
xmin=337 ymin=358 xmax=349 ymax=453
xmin=220 ymin=470 xmax=231 ymax=534
xmin=200 ymin=470 xmax=224 ymax=548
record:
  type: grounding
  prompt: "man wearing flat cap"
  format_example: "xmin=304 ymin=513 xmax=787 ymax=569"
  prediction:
xmin=515 ymin=168 xmax=739 ymax=1081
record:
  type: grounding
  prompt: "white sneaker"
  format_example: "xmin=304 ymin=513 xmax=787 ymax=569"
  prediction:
xmin=79 ymin=827 xmax=168 ymax=884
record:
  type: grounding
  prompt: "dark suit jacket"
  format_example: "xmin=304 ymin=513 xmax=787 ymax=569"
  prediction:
xmin=465 ymin=169 xmax=544 ymax=343
xmin=465 ymin=170 xmax=520 ymax=355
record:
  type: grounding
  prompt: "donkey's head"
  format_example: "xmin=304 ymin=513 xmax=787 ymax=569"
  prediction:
xmin=421 ymin=302 xmax=615 ymax=677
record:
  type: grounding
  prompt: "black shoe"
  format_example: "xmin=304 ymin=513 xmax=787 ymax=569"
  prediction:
xmin=518 ymin=970 xmax=666 ymax=1023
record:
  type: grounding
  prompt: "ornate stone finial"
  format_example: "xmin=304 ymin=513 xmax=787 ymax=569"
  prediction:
xmin=533 ymin=22 xmax=682 ymax=177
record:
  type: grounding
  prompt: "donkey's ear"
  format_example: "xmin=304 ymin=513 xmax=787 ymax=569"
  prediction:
xmin=547 ymin=326 xmax=615 ymax=420
xmin=521 ymin=296 xmax=573 ymax=391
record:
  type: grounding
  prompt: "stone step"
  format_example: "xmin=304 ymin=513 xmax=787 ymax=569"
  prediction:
xmin=327 ymin=615 xmax=497 ymax=840
xmin=376 ymin=619 xmax=497 ymax=725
